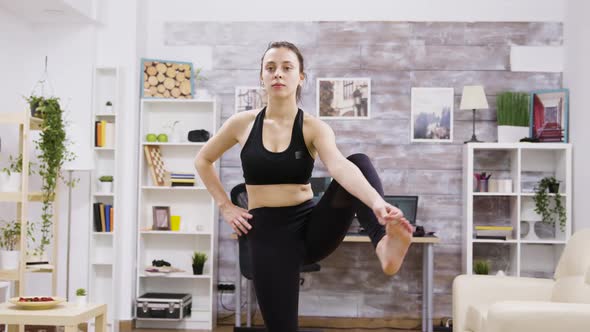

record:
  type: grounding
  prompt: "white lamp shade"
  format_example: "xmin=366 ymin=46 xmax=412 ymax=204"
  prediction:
xmin=459 ymin=85 xmax=489 ymax=110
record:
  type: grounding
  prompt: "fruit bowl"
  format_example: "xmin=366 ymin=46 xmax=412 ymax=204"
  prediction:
xmin=9 ymin=296 xmax=66 ymax=309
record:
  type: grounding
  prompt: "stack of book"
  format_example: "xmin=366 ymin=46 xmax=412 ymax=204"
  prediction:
xmin=93 ymin=203 xmax=114 ymax=232
xmin=171 ymin=173 xmax=195 ymax=187
xmin=95 ymin=120 xmax=115 ymax=148
xmin=475 ymin=225 xmax=513 ymax=240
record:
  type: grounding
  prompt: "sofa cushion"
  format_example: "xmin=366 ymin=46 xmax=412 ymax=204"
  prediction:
xmin=465 ymin=303 xmax=488 ymax=332
xmin=551 ymin=276 xmax=590 ymax=304
xmin=554 ymin=229 xmax=590 ymax=279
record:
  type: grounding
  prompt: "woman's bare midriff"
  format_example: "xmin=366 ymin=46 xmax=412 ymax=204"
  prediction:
xmin=246 ymin=183 xmax=314 ymax=210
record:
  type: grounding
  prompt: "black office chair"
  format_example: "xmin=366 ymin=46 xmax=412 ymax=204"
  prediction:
xmin=230 ymin=183 xmax=322 ymax=332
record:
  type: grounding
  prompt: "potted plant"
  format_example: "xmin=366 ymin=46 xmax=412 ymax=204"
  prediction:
xmin=26 ymin=95 xmax=45 ymax=118
xmin=193 ymin=68 xmax=210 ymax=100
xmin=1 ymin=154 xmax=36 ymax=192
xmin=473 ymin=260 xmax=490 ymax=275
xmin=75 ymin=288 xmax=87 ymax=305
xmin=191 ymin=251 xmax=207 ymax=275
xmin=105 ymin=101 xmax=113 ymax=114
xmin=533 ymin=176 xmax=566 ymax=233
xmin=31 ymin=96 xmax=76 ymax=258
xmin=0 ymin=220 xmax=23 ymax=270
xmin=98 ymin=175 xmax=113 ymax=193
xmin=496 ymin=92 xmax=530 ymax=142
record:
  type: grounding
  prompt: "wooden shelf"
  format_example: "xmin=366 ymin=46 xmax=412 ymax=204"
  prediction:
xmin=139 ymin=273 xmax=210 ymax=279
xmin=140 ymin=231 xmax=211 ymax=236
xmin=0 ymin=269 xmax=19 ymax=280
xmin=141 ymin=186 xmax=206 ymax=191
xmin=472 ymin=239 xmax=518 ymax=244
xmin=141 ymin=98 xmax=215 ymax=104
xmin=141 ymin=142 xmax=205 ymax=147
xmin=0 ymin=192 xmax=55 ymax=202
xmin=473 ymin=192 xmax=517 ymax=196
xmin=25 ymin=264 xmax=54 ymax=273
xmin=0 ymin=112 xmax=42 ymax=130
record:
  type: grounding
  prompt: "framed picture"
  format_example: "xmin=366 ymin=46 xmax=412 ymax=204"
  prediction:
xmin=141 ymin=58 xmax=194 ymax=99
xmin=529 ymin=89 xmax=569 ymax=143
xmin=317 ymin=78 xmax=370 ymax=119
xmin=410 ymin=87 xmax=454 ymax=143
xmin=235 ymin=86 xmax=267 ymax=113
xmin=152 ymin=206 xmax=171 ymax=230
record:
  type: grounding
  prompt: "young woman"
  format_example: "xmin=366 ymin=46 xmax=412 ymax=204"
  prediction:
xmin=195 ymin=41 xmax=413 ymax=332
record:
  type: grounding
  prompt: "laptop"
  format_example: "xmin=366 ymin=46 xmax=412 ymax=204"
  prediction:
xmin=383 ymin=195 xmax=418 ymax=225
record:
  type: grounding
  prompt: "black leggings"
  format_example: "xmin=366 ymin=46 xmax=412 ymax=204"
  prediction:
xmin=246 ymin=153 xmax=386 ymax=332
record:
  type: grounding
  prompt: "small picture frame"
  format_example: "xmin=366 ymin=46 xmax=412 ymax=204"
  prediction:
xmin=317 ymin=78 xmax=371 ymax=119
xmin=529 ymin=89 xmax=569 ymax=143
xmin=410 ymin=87 xmax=454 ymax=143
xmin=141 ymin=58 xmax=194 ymax=99
xmin=235 ymin=86 xmax=267 ymax=113
xmin=152 ymin=206 xmax=171 ymax=230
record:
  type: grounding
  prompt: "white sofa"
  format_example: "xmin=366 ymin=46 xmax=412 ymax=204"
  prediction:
xmin=452 ymin=228 xmax=590 ymax=332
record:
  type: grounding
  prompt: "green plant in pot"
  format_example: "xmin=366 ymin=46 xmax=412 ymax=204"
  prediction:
xmin=30 ymin=96 xmax=76 ymax=258
xmin=473 ymin=259 xmax=490 ymax=275
xmin=533 ymin=176 xmax=566 ymax=233
xmin=75 ymin=288 xmax=87 ymax=305
xmin=26 ymin=95 xmax=45 ymax=118
xmin=0 ymin=219 xmax=33 ymax=270
xmin=1 ymin=154 xmax=36 ymax=192
xmin=496 ymin=92 xmax=530 ymax=143
xmin=192 ymin=252 xmax=207 ymax=275
xmin=98 ymin=175 xmax=113 ymax=193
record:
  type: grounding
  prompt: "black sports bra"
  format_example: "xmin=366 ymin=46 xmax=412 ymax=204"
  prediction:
xmin=240 ymin=107 xmax=315 ymax=185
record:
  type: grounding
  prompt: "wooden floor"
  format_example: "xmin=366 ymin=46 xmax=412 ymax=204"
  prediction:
xmin=212 ymin=327 xmax=417 ymax=332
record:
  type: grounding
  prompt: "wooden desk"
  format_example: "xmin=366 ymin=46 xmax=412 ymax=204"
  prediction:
xmin=0 ymin=302 xmax=107 ymax=332
xmin=231 ymin=234 xmax=439 ymax=332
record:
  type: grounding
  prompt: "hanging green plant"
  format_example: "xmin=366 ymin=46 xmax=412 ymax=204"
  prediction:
xmin=533 ymin=176 xmax=566 ymax=232
xmin=29 ymin=96 xmax=76 ymax=255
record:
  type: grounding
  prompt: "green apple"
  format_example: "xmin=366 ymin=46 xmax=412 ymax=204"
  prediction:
xmin=157 ymin=134 xmax=168 ymax=142
xmin=146 ymin=133 xmax=157 ymax=142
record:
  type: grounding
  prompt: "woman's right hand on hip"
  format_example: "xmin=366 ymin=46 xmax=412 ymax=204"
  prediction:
xmin=221 ymin=203 xmax=253 ymax=236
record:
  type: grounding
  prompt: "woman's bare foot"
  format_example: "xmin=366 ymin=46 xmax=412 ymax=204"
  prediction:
xmin=375 ymin=218 xmax=413 ymax=275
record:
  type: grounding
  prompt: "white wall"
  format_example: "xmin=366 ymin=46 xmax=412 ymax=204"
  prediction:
xmin=94 ymin=0 xmax=144 ymax=321
xmin=145 ymin=0 xmax=563 ymax=22
xmin=0 ymin=6 xmax=95 ymax=298
xmin=564 ymin=0 xmax=590 ymax=231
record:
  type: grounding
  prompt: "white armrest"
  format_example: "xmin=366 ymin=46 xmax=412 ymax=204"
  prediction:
xmin=485 ymin=301 xmax=590 ymax=332
xmin=453 ymin=275 xmax=554 ymax=332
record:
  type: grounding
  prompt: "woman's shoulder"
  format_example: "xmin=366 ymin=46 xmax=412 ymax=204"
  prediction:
xmin=226 ymin=109 xmax=260 ymax=127
xmin=301 ymin=109 xmax=333 ymax=136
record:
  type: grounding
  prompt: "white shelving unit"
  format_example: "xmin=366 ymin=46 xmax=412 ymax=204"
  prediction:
xmin=88 ymin=66 xmax=120 ymax=332
xmin=463 ymin=143 xmax=572 ymax=278
xmin=135 ymin=99 xmax=218 ymax=330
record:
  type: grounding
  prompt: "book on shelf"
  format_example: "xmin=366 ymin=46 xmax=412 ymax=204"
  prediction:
xmin=475 ymin=235 xmax=511 ymax=240
xmin=474 ymin=225 xmax=513 ymax=231
xmin=93 ymin=202 xmax=115 ymax=232
xmin=94 ymin=121 xmax=115 ymax=148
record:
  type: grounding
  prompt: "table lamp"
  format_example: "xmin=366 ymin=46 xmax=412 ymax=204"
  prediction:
xmin=460 ymin=85 xmax=489 ymax=143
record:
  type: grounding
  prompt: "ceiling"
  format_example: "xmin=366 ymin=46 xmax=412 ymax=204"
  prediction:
xmin=0 ymin=0 xmax=96 ymax=24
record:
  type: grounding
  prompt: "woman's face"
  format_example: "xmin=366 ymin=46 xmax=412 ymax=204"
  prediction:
xmin=260 ymin=47 xmax=304 ymax=100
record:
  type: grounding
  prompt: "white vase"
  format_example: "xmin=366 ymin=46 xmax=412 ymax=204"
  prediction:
xmin=195 ymin=89 xmax=211 ymax=100
xmin=1 ymin=172 xmax=21 ymax=192
xmin=497 ymin=126 xmax=529 ymax=143
xmin=98 ymin=181 xmax=113 ymax=193
xmin=104 ymin=105 xmax=113 ymax=114
xmin=0 ymin=250 xmax=20 ymax=270
xmin=76 ymin=295 xmax=87 ymax=306
xmin=521 ymin=220 xmax=541 ymax=241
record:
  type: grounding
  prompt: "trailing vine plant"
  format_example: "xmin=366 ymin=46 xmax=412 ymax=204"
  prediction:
xmin=29 ymin=96 xmax=76 ymax=256
xmin=533 ymin=176 xmax=566 ymax=232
